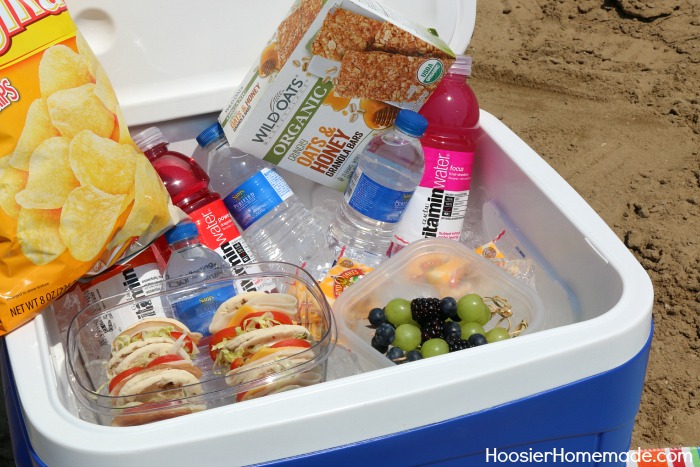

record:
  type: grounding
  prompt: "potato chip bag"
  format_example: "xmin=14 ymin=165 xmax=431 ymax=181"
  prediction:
xmin=0 ymin=4 xmax=184 ymax=336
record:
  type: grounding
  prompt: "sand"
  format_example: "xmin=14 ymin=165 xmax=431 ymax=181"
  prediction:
xmin=469 ymin=0 xmax=699 ymax=447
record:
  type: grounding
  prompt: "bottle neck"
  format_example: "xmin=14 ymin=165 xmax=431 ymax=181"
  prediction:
xmin=143 ymin=142 xmax=169 ymax=160
xmin=204 ymin=138 xmax=228 ymax=155
xmin=169 ymin=236 xmax=200 ymax=252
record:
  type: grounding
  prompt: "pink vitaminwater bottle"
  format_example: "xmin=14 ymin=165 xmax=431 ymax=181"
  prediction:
xmin=390 ymin=55 xmax=480 ymax=254
xmin=132 ymin=127 xmax=256 ymax=271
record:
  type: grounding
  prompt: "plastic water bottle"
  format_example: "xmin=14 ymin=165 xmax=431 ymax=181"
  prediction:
xmin=207 ymin=145 xmax=333 ymax=281
xmin=191 ymin=122 xmax=227 ymax=174
xmin=389 ymin=56 xmax=481 ymax=254
xmin=327 ymin=109 xmax=428 ymax=266
xmin=133 ymin=126 xmax=258 ymax=272
xmin=163 ymin=222 xmax=235 ymax=336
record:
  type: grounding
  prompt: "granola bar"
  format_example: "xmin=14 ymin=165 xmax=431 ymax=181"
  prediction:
xmin=300 ymin=0 xmax=324 ymax=29
xmin=335 ymin=51 xmax=454 ymax=103
xmin=372 ymin=22 xmax=452 ymax=59
xmin=311 ymin=8 xmax=382 ymax=61
xmin=276 ymin=7 xmax=304 ymax=67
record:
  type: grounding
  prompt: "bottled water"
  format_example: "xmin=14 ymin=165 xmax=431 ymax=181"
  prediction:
xmin=163 ymin=221 xmax=235 ymax=336
xmin=191 ymin=122 xmax=228 ymax=174
xmin=207 ymin=145 xmax=333 ymax=281
xmin=328 ymin=109 xmax=428 ymax=267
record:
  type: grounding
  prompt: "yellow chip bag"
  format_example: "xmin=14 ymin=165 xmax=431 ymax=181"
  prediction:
xmin=9 ymin=98 xmax=60 ymax=170
xmin=0 ymin=5 xmax=183 ymax=335
xmin=16 ymin=137 xmax=79 ymax=209
xmin=69 ymin=130 xmax=137 ymax=195
xmin=47 ymin=83 xmax=115 ymax=139
xmin=17 ymin=208 xmax=66 ymax=266
xmin=0 ymin=155 xmax=28 ymax=218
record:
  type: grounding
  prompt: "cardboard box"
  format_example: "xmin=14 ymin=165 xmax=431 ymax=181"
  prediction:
xmin=218 ymin=0 xmax=455 ymax=191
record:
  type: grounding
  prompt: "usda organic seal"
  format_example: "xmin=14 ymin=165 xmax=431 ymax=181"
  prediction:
xmin=417 ymin=59 xmax=445 ymax=85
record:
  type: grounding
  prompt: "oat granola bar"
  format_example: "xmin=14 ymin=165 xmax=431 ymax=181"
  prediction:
xmin=335 ymin=51 xmax=454 ymax=103
xmin=276 ymin=7 xmax=304 ymax=67
xmin=311 ymin=8 xmax=382 ymax=61
xmin=300 ymin=0 xmax=324 ymax=29
xmin=372 ymin=22 xmax=452 ymax=59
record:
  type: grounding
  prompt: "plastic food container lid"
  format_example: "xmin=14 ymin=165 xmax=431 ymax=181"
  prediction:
xmin=333 ymin=238 xmax=546 ymax=370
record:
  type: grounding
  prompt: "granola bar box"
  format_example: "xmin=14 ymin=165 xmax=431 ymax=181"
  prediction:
xmin=218 ymin=0 xmax=455 ymax=191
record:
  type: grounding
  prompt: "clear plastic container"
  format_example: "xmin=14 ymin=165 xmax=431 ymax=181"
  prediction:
xmin=65 ymin=262 xmax=336 ymax=427
xmin=332 ymin=238 xmax=545 ymax=370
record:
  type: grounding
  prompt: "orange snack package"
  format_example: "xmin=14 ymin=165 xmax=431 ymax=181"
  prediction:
xmin=0 ymin=3 xmax=183 ymax=335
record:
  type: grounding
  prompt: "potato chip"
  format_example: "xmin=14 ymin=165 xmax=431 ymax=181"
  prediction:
xmin=47 ymin=83 xmax=115 ymax=139
xmin=15 ymin=137 xmax=79 ymax=209
xmin=17 ymin=208 xmax=66 ymax=265
xmin=75 ymin=31 xmax=99 ymax=77
xmin=9 ymin=98 xmax=60 ymax=170
xmin=69 ymin=130 xmax=137 ymax=195
xmin=38 ymin=44 xmax=92 ymax=98
xmin=108 ymin=156 xmax=171 ymax=249
xmin=0 ymin=155 xmax=29 ymax=218
xmin=94 ymin=66 xmax=118 ymax=114
xmin=60 ymin=185 xmax=126 ymax=262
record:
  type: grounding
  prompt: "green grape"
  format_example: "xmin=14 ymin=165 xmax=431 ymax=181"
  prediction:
xmin=392 ymin=323 xmax=422 ymax=351
xmin=459 ymin=321 xmax=485 ymax=339
xmin=485 ymin=327 xmax=511 ymax=343
xmin=384 ymin=298 xmax=412 ymax=326
xmin=457 ymin=294 xmax=489 ymax=325
xmin=421 ymin=338 xmax=449 ymax=358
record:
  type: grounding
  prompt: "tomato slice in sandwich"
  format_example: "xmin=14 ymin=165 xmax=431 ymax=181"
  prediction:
xmin=209 ymin=326 xmax=239 ymax=360
xmin=146 ymin=354 xmax=185 ymax=367
xmin=109 ymin=367 xmax=143 ymax=394
xmin=270 ymin=339 xmax=311 ymax=349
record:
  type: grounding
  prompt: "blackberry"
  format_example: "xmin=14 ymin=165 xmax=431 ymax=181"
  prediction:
xmin=421 ymin=319 xmax=443 ymax=343
xmin=411 ymin=297 xmax=442 ymax=325
xmin=447 ymin=337 xmax=471 ymax=353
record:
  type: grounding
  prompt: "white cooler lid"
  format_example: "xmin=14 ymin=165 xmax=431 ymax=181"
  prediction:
xmin=63 ymin=0 xmax=476 ymax=126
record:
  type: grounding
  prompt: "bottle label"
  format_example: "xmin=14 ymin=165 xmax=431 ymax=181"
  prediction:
xmin=223 ymin=168 xmax=293 ymax=230
xmin=188 ymin=199 xmax=274 ymax=293
xmin=81 ymin=246 xmax=168 ymax=345
xmin=391 ymin=147 xmax=474 ymax=252
xmin=345 ymin=167 xmax=414 ymax=223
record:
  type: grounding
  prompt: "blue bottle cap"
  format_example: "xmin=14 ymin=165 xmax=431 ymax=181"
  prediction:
xmin=195 ymin=122 xmax=225 ymax=148
xmin=394 ymin=109 xmax=428 ymax=138
xmin=164 ymin=222 xmax=199 ymax=245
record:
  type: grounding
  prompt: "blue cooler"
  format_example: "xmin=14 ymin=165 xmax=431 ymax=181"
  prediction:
xmin=1 ymin=1 xmax=652 ymax=466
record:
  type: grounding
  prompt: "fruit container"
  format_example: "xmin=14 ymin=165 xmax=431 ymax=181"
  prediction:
xmin=64 ymin=262 xmax=336 ymax=427
xmin=333 ymin=238 xmax=545 ymax=370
